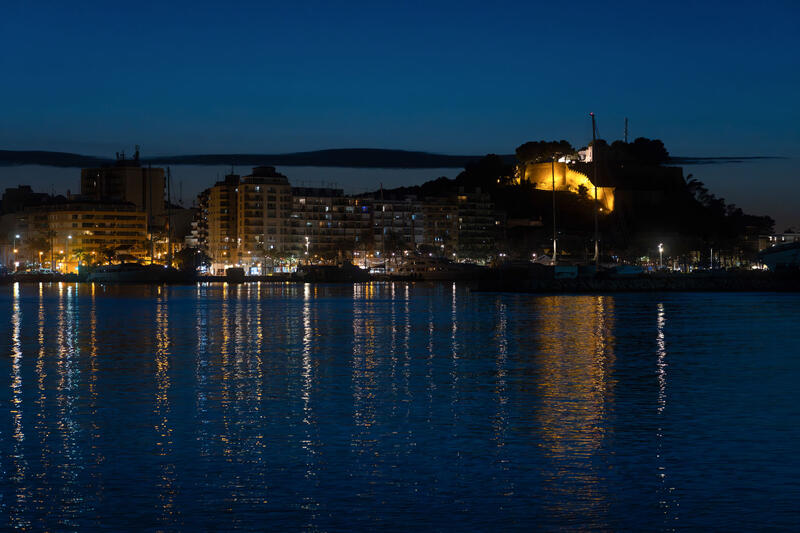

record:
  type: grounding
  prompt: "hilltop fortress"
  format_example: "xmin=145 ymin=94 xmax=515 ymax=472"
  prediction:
xmin=514 ymin=161 xmax=615 ymax=212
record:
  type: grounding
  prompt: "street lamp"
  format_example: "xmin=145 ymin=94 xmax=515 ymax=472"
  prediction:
xmin=658 ymin=243 xmax=664 ymax=269
xmin=66 ymin=235 xmax=72 ymax=272
xmin=13 ymin=234 xmax=20 ymax=272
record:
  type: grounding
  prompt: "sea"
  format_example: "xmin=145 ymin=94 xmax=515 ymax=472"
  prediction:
xmin=1 ymin=282 xmax=798 ymax=531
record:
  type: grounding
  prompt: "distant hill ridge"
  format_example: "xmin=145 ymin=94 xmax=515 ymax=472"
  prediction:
xmin=0 ymin=148 xmax=780 ymax=169
xmin=0 ymin=148 xmax=511 ymax=169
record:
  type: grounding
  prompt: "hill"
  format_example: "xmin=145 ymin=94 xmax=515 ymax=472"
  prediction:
xmin=0 ymin=148 xmax=515 ymax=169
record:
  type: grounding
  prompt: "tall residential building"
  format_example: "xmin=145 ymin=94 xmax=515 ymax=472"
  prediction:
xmin=204 ymin=167 xmax=293 ymax=272
xmin=237 ymin=166 xmax=293 ymax=255
xmin=81 ymin=150 xmax=166 ymax=229
xmin=206 ymin=174 xmax=240 ymax=270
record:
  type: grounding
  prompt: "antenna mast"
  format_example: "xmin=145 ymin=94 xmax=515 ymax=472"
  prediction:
xmin=167 ymin=167 xmax=173 ymax=267
xmin=624 ymin=118 xmax=628 ymax=143
xmin=551 ymin=156 xmax=557 ymax=265
xmin=591 ymin=113 xmax=599 ymax=270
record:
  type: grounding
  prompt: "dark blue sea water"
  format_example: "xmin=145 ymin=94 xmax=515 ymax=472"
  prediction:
xmin=1 ymin=282 xmax=798 ymax=531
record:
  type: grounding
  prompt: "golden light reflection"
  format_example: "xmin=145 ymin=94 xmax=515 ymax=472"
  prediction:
xmin=10 ymin=282 xmax=30 ymax=529
xmin=34 ymin=281 xmax=51 ymax=524
xmin=351 ymin=282 xmax=379 ymax=477
xmin=54 ymin=280 xmax=83 ymax=525
xmin=301 ymin=283 xmax=319 ymax=495
xmin=88 ymin=284 xmax=101 ymax=476
xmin=220 ymin=284 xmax=233 ymax=458
xmin=533 ymin=295 xmax=616 ymax=521
xmin=154 ymin=293 xmax=177 ymax=524
xmin=492 ymin=298 xmax=514 ymax=498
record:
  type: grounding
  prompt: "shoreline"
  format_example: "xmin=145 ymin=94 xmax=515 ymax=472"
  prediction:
xmin=3 ymin=271 xmax=800 ymax=293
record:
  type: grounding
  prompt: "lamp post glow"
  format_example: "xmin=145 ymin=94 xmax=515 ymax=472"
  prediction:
xmin=66 ymin=235 xmax=72 ymax=272
xmin=658 ymin=243 xmax=664 ymax=269
xmin=13 ymin=234 xmax=20 ymax=271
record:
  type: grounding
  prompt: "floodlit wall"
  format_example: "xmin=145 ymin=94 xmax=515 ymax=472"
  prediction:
xmin=517 ymin=162 xmax=614 ymax=212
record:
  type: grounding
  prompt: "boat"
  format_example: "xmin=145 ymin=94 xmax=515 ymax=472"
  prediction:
xmin=86 ymin=263 xmax=189 ymax=283
xmin=395 ymin=255 xmax=485 ymax=281
xmin=292 ymin=263 xmax=372 ymax=282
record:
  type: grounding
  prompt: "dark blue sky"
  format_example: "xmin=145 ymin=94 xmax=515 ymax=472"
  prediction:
xmin=1 ymin=1 xmax=798 ymax=226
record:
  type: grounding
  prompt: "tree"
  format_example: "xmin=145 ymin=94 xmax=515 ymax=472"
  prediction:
xmin=25 ymin=233 xmax=50 ymax=265
xmin=174 ymin=247 xmax=211 ymax=271
xmin=608 ymin=138 xmax=669 ymax=164
xmin=382 ymin=231 xmax=409 ymax=270
xmin=456 ymin=154 xmax=514 ymax=190
xmin=100 ymin=247 xmax=117 ymax=264
xmin=515 ymin=140 xmax=575 ymax=163
xmin=71 ymin=247 xmax=95 ymax=266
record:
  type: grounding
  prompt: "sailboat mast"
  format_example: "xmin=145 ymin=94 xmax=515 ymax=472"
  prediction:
xmin=167 ymin=167 xmax=173 ymax=267
xmin=551 ymin=156 xmax=557 ymax=265
xmin=591 ymin=113 xmax=599 ymax=269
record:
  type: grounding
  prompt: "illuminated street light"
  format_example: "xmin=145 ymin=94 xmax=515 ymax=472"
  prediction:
xmin=658 ymin=243 xmax=664 ymax=269
xmin=66 ymin=235 xmax=72 ymax=272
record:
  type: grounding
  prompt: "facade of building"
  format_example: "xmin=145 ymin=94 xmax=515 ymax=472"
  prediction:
xmin=421 ymin=197 xmax=459 ymax=255
xmin=205 ymin=174 xmax=239 ymax=270
xmin=759 ymin=232 xmax=800 ymax=251
xmin=202 ymin=167 xmax=294 ymax=272
xmin=12 ymin=200 xmax=147 ymax=271
xmin=195 ymin=173 xmax=506 ymax=271
xmin=81 ymin=151 xmax=166 ymax=230
xmin=369 ymin=197 xmax=424 ymax=253
xmin=289 ymin=187 xmax=372 ymax=260
xmin=454 ymin=190 xmax=501 ymax=259
xmin=237 ymin=167 xmax=293 ymax=256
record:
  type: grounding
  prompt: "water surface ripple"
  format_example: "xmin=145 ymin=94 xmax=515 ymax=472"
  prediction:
xmin=1 ymin=283 xmax=798 ymax=530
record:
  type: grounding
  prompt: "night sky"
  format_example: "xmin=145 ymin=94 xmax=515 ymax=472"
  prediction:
xmin=1 ymin=1 xmax=798 ymax=227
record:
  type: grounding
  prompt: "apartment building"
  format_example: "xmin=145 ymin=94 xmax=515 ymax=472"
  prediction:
xmin=14 ymin=200 xmax=147 ymax=270
xmin=369 ymin=197 xmax=424 ymax=253
xmin=202 ymin=167 xmax=293 ymax=272
xmin=289 ymin=187 xmax=372 ymax=259
xmin=81 ymin=150 xmax=165 ymax=230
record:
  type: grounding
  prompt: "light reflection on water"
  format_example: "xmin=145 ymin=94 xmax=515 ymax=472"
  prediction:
xmin=0 ymin=283 xmax=798 ymax=530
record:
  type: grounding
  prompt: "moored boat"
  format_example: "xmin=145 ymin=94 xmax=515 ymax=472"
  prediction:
xmin=86 ymin=263 xmax=189 ymax=283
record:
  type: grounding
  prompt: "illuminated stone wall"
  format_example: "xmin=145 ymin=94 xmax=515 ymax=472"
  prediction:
xmin=516 ymin=162 xmax=614 ymax=212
